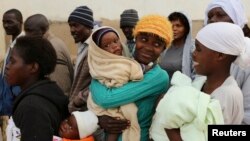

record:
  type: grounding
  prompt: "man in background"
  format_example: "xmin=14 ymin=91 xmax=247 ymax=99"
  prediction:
xmin=24 ymin=14 xmax=74 ymax=96
xmin=67 ymin=6 xmax=104 ymax=141
xmin=1 ymin=8 xmax=23 ymax=141
xmin=120 ymin=9 xmax=139 ymax=55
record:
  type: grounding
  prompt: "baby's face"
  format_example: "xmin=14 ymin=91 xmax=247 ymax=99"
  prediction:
xmin=59 ymin=115 xmax=79 ymax=139
xmin=100 ymin=32 xmax=123 ymax=56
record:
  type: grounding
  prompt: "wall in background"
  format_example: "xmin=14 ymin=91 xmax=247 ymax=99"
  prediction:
xmin=1 ymin=0 xmax=249 ymax=60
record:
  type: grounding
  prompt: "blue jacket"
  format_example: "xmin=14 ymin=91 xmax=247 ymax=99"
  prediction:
xmin=0 ymin=74 xmax=20 ymax=116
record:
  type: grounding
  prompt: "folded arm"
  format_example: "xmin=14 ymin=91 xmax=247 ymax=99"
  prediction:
xmin=90 ymin=65 xmax=169 ymax=108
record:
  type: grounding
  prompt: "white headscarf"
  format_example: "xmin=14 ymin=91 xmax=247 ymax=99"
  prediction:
xmin=204 ymin=0 xmax=248 ymax=28
xmin=196 ymin=22 xmax=250 ymax=69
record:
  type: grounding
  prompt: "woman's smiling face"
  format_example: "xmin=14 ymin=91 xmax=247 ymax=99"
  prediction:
xmin=192 ymin=39 xmax=218 ymax=76
xmin=134 ymin=33 xmax=166 ymax=65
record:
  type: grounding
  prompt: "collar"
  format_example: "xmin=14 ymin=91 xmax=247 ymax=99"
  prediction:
xmin=10 ymin=31 xmax=25 ymax=48
xmin=77 ymin=42 xmax=88 ymax=55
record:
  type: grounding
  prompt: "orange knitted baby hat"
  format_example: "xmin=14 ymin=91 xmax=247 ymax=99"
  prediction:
xmin=133 ymin=15 xmax=173 ymax=47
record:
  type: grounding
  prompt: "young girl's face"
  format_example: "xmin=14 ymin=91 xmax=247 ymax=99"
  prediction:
xmin=134 ymin=33 xmax=165 ymax=65
xmin=59 ymin=115 xmax=79 ymax=139
xmin=5 ymin=48 xmax=32 ymax=87
xmin=192 ymin=39 xmax=218 ymax=75
xmin=100 ymin=32 xmax=123 ymax=56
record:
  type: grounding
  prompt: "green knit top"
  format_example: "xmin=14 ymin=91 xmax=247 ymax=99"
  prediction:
xmin=90 ymin=65 xmax=169 ymax=141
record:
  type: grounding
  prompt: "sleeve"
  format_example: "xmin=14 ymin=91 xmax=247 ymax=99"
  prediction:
xmin=49 ymin=64 xmax=72 ymax=96
xmin=241 ymin=71 xmax=250 ymax=124
xmin=0 ymin=75 xmax=20 ymax=115
xmin=68 ymin=58 xmax=91 ymax=112
xmin=15 ymin=104 xmax=54 ymax=141
xmin=68 ymin=87 xmax=89 ymax=113
xmin=49 ymin=38 xmax=73 ymax=97
xmin=213 ymin=86 xmax=244 ymax=124
xmin=90 ymin=65 xmax=169 ymax=108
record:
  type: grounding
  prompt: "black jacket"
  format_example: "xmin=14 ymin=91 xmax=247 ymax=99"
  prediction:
xmin=13 ymin=79 xmax=69 ymax=141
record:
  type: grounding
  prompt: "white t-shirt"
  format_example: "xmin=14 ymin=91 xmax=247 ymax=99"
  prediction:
xmin=6 ymin=117 xmax=20 ymax=141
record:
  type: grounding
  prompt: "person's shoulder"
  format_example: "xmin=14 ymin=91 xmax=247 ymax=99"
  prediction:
xmin=18 ymin=94 xmax=48 ymax=106
xmin=51 ymin=36 xmax=67 ymax=47
xmin=217 ymin=85 xmax=242 ymax=98
xmin=215 ymin=76 xmax=242 ymax=99
xmin=221 ymin=76 xmax=241 ymax=90
xmin=149 ymin=65 xmax=166 ymax=74
xmin=47 ymin=32 xmax=69 ymax=49
xmin=17 ymin=94 xmax=65 ymax=118
xmin=150 ymin=64 xmax=164 ymax=71
xmin=15 ymin=95 xmax=48 ymax=115
xmin=231 ymin=63 xmax=250 ymax=75
xmin=146 ymin=65 xmax=169 ymax=82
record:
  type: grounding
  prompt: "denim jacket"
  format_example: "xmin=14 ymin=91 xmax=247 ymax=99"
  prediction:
xmin=0 ymin=72 xmax=20 ymax=116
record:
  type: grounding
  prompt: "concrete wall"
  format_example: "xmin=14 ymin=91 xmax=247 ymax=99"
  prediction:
xmin=1 ymin=0 xmax=250 ymax=60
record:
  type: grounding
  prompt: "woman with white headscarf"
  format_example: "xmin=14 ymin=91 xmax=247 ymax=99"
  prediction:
xmin=205 ymin=0 xmax=250 ymax=125
xmin=204 ymin=0 xmax=250 ymax=37
xmin=194 ymin=22 xmax=250 ymax=124
xmin=150 ymin=22 xmax=250 ymax=141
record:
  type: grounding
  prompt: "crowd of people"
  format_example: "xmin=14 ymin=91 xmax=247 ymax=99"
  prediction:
xmin=0 ymin=0 xmax=250 ymax=141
